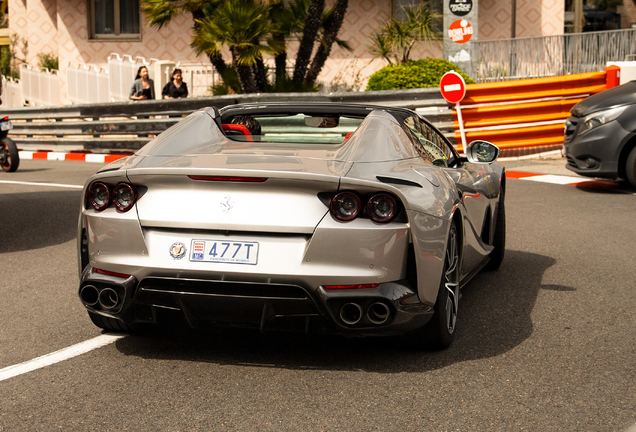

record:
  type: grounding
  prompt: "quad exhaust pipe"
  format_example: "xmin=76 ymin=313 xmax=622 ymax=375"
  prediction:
xmin=367 ymin=302 xmax=390 ymax=325
xmin=98 ymin=288 xmax=119 ymax=310
xmin=339 ymin=303 xmax=363 ymax=325
xmin=80 ymin=285 xmax=99 ymax=307
xmin=80 ymin=285 xmax=121 ymax=310
xmin=338 ymin=301 xmax=391 ymax=326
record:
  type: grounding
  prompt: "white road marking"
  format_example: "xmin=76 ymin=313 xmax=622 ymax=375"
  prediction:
xmin=0 ymin=180 xmax=83 ymax=189
xmin=0 ymin=334 xmax=127 ymax=382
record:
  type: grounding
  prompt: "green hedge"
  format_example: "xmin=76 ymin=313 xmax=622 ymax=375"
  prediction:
xmin=366 ymin=58 xmax=474 ymax=91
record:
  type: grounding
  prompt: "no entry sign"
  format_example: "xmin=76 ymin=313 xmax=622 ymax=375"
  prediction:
xmin=440 ymin=71 xmax=466 ymax=104
xmin=440 ymin=71 xmax=468 ymax=150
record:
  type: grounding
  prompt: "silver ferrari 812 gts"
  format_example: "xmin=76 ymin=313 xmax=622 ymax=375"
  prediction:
xmin=78 ymin=103 xmax=506 ymax=349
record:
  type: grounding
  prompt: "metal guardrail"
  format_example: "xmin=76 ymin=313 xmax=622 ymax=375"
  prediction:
xmin=470 ymin=28 xmax=636 ymax=83
xmin=4 ymin=89 xmax=454 ymax=151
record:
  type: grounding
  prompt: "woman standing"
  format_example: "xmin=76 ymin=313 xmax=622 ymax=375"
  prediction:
xmin=162 ymin=68 xmax=189 ymax=99
xmin=129 ymin=66 xmax=155 ymax=100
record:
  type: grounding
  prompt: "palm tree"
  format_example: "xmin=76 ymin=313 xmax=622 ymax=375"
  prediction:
xmin=304 ymin=0 xmax=348 ymax=86
xmin=192 ymin=0 xmax=283 ymax=93
xmin=369 ymin=3 xmax=441 ymax=65
xmin=143 ymin=0 xmax=228 ymax=75
xmin=292 ymin=0 xmax=324 ymax=83
xmin=268 ymin=0 xmax=306 ymax=82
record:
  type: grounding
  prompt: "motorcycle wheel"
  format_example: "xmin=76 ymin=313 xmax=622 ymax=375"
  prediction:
xmin=0 ymin=137 xmax=20 ymax=172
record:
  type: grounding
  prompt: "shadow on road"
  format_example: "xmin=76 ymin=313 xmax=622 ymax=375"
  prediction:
xmin=0 ymin=190 xmax=80 ymax=253
xmin=575 ymin=179 xmax=635 ymax=194
xmin=114 ymin=250 xmax=574 ymax=373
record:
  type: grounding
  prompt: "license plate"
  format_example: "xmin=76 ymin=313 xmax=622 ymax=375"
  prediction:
xmin=0 ymin=121 xmax=12 ymax=131
xmin=190 ymin=240 xmax=259 ymax=265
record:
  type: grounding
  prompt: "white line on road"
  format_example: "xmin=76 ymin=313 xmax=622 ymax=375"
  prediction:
xmin=0 ymin=180 xmax=83 ymax=189
xmin=0 ymin=334 xmax=127 ymax=382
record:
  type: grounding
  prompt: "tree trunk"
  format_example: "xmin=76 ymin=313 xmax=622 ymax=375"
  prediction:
xmin=253 ymin=58 xmax=268 ymax=92
xmin=275 ymin=51 xmax=287 ymax=81
xmin=192 ymin=8 xmax=227 ymax=76
xmin=274 ymin=33 xmax=287 ymax=81
xmin=292 ymin=0 xmax=324 ymax=84
xmin=208 ymin=52 xmax=227 ymax=77
xmin=232 ymin=49 xmax=257 ymax=94
xmin=305 ymin=0 xmax=349 ymax=86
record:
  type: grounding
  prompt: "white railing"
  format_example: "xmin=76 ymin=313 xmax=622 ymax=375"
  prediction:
xmin=470 ymin=28 xmax=636 ymax=82
xmin=67 ymin=63 xmax=110 ymax=104
xmin=108 ymin=53 xmax=152 ymax=102
xmin=172 ymin=62 xmax=219 ymax=97
xmin=2 ymin=76 xmax=24 ymax=108
xmin=19 ymin=64 xmax=60 ymax=106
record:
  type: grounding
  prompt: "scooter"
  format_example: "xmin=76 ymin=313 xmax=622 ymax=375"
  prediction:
xmin=0 ymin=116 xmax=19 ymax=172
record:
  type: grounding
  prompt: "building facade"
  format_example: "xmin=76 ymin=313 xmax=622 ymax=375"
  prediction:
xmin=8 ymin=0 xmax=565 ymax=104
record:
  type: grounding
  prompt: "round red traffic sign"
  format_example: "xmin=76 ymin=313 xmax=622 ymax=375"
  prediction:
xmin=440 ymin=71 xmax=466 ymax=104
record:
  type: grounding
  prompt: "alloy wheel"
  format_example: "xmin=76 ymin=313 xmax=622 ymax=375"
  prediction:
xmin=444 ymin=227 xmax=460 ymax=334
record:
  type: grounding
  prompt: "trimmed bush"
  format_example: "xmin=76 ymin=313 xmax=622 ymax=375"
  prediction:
xmin=365 ymin=58 xmax=474 ymax=91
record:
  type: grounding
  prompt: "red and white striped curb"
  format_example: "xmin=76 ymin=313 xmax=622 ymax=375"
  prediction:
xmin=507 ymin=171 xmax=617 ymax=189
xmin=19 ymin=150 xmax=129 ymax=164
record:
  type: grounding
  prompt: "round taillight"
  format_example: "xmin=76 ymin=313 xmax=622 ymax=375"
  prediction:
xmin=89 ymin=182 xmax=110 ymax=211
xmin=330 ymin=191 xmax=362 ymax=221
xmin=367 ymin=193 xmax=398 ymax=223
xmin=113 ymin=183 xmax=136 ymax=212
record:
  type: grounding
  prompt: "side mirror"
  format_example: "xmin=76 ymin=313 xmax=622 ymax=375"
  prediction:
xmin=465 ymin=140 xmax=499 ymax=163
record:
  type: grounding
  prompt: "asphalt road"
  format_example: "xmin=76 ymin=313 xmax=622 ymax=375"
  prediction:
xmin=0 ymin=158 xmax=635 ymax=431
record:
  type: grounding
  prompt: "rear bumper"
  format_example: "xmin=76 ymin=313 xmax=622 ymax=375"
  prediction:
xmin=79 ymin=267 xmax=434 ymax=336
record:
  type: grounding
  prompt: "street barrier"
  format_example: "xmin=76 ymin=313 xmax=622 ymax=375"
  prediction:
xmin=452 ymin=69 xmax=617 ymax=151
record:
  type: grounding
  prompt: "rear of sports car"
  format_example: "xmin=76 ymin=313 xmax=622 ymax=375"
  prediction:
xmin=77 ymin=108 xmax=438 ymax=335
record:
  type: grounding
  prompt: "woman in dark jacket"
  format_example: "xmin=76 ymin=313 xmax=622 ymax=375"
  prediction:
xmin=130 ymin=66 xmax=155 ymax=100
xmin=162 ymin=68 xmax=188 ymax=99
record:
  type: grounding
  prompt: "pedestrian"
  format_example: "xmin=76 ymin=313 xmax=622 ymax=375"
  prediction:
xmin=129 ymin=66 xmax=155 ymax=101
xmin=162 ymin=68 xmax=188 ymax=99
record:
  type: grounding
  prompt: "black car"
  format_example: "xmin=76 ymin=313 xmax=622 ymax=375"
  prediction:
xmin=563 ymin=81 xmax=636 ymax=188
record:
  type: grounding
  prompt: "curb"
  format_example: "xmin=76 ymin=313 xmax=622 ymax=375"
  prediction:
xmin=507 ymin=170 xmax=620 ymax=190
xmin=18 ymin=150 xmax=130 ymax=164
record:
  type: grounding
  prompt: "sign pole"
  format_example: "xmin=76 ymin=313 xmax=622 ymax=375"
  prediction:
xmin=455 ymin=102 xmax=467 ymax=151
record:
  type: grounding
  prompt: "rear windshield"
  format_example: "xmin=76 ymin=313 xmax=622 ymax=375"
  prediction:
xmin=222 ymin=113 xmax=365 ymax=144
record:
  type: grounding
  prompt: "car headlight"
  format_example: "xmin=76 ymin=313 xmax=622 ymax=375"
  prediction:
xmin=580 ymin=105 xmax=628 ymax=135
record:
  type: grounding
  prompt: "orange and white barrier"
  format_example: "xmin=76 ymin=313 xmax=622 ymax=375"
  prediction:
xmin=453 ymin=67 xmax=620 ymax=152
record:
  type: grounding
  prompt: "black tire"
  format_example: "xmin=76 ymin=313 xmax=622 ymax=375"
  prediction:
xmin=408 ymin=221 xmax=460 ymax=350
xmin=88 ymin=311 xmax=135 ymax=333
xmin=0 ymin=137 xmax=19 ymax=172
xmin=626 ymin=146 xmax=636 ymax=189
xmin=484 ymin=188 xmax=506 ymax=271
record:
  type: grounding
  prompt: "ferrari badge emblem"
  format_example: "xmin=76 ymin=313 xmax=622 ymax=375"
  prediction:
xmin=220 ymin=195 xmax=234 ymax=214
xmin=169 ymin=242 xmax=187 ymax=259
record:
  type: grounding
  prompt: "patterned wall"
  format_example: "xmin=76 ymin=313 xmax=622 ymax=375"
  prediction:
xmin=480 ymin=0 xmax=564 ymax=40
xmin=9 ymin=0 xmax=564 ymax=104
